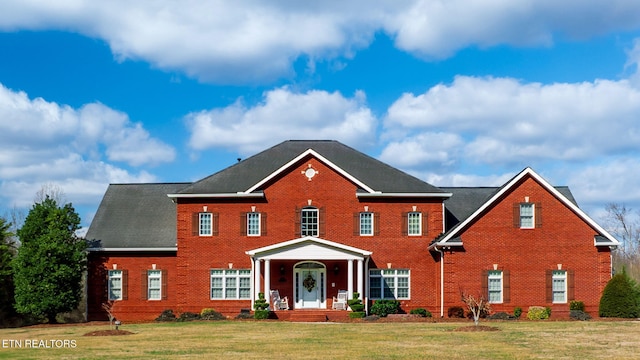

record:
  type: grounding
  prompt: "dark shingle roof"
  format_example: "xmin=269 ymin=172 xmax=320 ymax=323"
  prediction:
xmin=86 ymin=183 xmax=189 ymax=249
xmin=178 ymin=140 xmax=446 ymax=195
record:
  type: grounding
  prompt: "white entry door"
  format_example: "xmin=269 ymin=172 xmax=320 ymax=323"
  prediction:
xmin=295 ymin=262 xmax=326 ymax=309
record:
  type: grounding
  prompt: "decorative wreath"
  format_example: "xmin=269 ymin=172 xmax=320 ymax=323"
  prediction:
xmin=303 ymin=274 xmax=316 ymax=292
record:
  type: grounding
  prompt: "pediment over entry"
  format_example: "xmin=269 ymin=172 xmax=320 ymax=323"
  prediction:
xmin=246 ymin=236 xmax=372 ymax=261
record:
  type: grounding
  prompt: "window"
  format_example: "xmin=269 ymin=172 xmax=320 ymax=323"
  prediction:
xmin=520 ymin=203 xmax=534 ymax=228
xmin=407 ymin=212 xmax=422 ymax=236
xmin=247 ymin=212 xmax=260 ymax=236
xmin=147 ymin=270 xmax=162 ymax=300
xmin=487 ymin=271 xmax=503 ymax=303
xmin=369 ymin=269 xmax=410 ymax=299
xmin=108 ymin=270 xmax=127 ymax=300
xmin=210 ymin=269 xmax=251 ymax=299
xmin=360 ymin=212 xmax=373 ymax=236
xmin=301 ymin=207 xmax=319 ymax=236
xmin=552 ymin=270 xmax=567 ymax=303
xmin=200 ymin=212 xmax=212 ymax=236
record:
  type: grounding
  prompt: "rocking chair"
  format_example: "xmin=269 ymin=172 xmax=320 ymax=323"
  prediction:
xmin=332 ymin=290 xmax=348 ymax=310
xmin=270 ymin=290 xmax=289 ymax=311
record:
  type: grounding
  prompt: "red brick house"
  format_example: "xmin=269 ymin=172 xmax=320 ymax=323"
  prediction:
xmin=85 ymin=140 xmax=618 ymax=321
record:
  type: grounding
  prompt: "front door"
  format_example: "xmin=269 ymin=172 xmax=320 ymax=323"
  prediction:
xmin=295 ymin=262 xmax=326 ymax=309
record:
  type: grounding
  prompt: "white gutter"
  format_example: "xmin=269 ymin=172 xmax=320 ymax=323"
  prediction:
xmin=167 ymin=193 xmax=264 ymax=199
xmin=357 ymin=192 xmax=452 ymax=198
xmin=87 ymin=247 xmax=178 ymax=252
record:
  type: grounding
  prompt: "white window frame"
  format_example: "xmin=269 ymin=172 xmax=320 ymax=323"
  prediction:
xmin=147 ymin=270 xmax=162 ymax=300
xmin=520 ymin=203 xmax=534 ymax=229
xmin=108 ymin=270 xmax=123 ymax=301
xmin=360 ymin=212 xmax=373 ymax=236
xmin=210 ymin=269 xmax=251 ymax=300
xmin=200 ymin=212 xmax=212 ymax=236
xmin=247 ymin=212 xmax=261 ymax=236
xmin=552 ymin=270 xmax=567 ymax=303
xmin=301 ymin=208 xmax=319 ymax=237
xmin=369 ymin=269 xmax=410 ymax=300
xmin=407 ymin=212 xmax=422 ymax=236
xmin=488 ymin=270 xmax=503 ymax=304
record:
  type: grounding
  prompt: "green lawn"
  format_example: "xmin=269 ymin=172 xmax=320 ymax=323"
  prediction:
xmin=0 ymin=320 xmax=639 ymax=359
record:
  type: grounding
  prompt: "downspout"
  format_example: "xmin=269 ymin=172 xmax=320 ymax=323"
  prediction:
xmin=434 ymin=246 xmax=444 ymax=318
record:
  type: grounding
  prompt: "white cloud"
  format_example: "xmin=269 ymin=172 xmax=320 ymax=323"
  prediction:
xmin=2 ymin=2 xmax=640 ymax=83
xmin=0 ymin=83 xmax=166 ymax=212
xmin=186 ymin=87 xmax=377 ymax=155
xmin=383 ymin=76 xmax=640 ymax=168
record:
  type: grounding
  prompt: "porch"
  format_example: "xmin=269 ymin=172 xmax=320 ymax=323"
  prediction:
xmin=270 ymin=309 xmax=352 ymax=322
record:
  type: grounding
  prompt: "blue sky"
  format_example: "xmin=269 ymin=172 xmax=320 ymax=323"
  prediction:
xmin=1 ymin=2 xmax=640 ymax=231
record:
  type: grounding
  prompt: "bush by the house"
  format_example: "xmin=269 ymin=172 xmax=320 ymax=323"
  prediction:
xmin=370 ymin=300 xmax=401 ymax=317
xmin=177 ymin=312 xmax=200 ymax=322
xmin=347 ymin=292 xmax=366 ymax=318
xmin=349 ymin=312 xmax=366 ymax=319
xmin=513 ymin=307 xmax=522 ymax=319
xmin=569 ymin=310 xmax=592 ymax=321
xmin=526 ymin=306 xmax=550 ymax=320
xmin=487 ymin=312 xmax=515 ymax=320
xmin=155 ymin=309 xmax=177 ymax=321
xmin=409 ymin=308 xmax=432 ymax=317
xmin=447 ymin=306 xmax=465 ymax=318
xmin=200 ymin=308 xmax=225 ymax=320
xmin=599 ymin=271 xmax=640 ymax=318
xmin=253 ymin=292 xmax=271 ymax=320
xmin=569 ymin=300 xmax=585 ymax=312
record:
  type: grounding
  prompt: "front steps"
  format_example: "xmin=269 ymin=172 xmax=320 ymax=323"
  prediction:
xmin=272 ymin=309 xmax=350 ymax=322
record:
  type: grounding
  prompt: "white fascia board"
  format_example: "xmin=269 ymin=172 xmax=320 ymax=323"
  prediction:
xmin=436 ymin=167 xmax=619 ymax=247
xmin=167 ymin=192 xmax=264 ymax=199
xmin=246 ymin=236 xmax=372 ymax=257
xmin=244 ymin=149 xmax=377 ymax=194
xmin=88 ymin=247 xmax=178 ymax=252
xmin=357 ymin=192 xmax=452 ymax=198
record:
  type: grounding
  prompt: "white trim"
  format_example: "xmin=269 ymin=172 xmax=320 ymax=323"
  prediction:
xmin=245 ymin=149 xmax=377 ymax=194
xmin=167 ymin=193 xmax=264 ymax=199
xmin=88 ymin=247 xmax=178 ymax=252
xmin=432 ymin=167 xmax=619 ymax=248
xmin=357 ymin=192 xmax=452 ymax=198
xmin=246 ymin=236 xmax=372 ymax=259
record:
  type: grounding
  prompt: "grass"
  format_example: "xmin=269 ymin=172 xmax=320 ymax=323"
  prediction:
xmin=1 ymin=320 xmax=639 ymax=359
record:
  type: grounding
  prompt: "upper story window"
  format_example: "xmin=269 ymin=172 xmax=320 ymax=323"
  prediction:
xmin=192 ymin=211 xmax=219 ymax=236
xmin=407 ymin=212 xmax=422 ymax=236
xmin=360 ymin=212 xmax=373 ymax=236
xmin=247 ymin=212 xmax=261 ymax=236
xmin=519 ymin=203 xmax=534 ymax=229
xmin=200 ymin=213 xmax=212 ymax=236
xmin=301 ymin=207 xmax=319 ymax=237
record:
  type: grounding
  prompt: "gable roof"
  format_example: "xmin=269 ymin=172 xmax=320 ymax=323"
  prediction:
xmin=431 ymin=167 xmax=619 ymax=249
xmin=246 ymin=236 xmax=372 ymax=260
xmin=86 ymin=182 xmax=189 ymax=250
xmin=170 ymin=140 xmax=450 ymax=197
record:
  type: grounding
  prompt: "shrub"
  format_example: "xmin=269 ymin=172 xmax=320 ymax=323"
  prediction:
xmin=200 ymin=308 xmax=225 ymax=320
xmin=513 ymin=307 xmax=522 ymax=319
xmin=545 ymin=307 xmax=552 ymax=318
xmin=348 ymin=312 xmax=366 ymax=319
xmin=527 ymin=306 xmax=550 ymax=320
xmin=409 ymin=308 xmax=432 ymax=318
xmin=254 ymin=310 xmax=270 ymax=319
xmin=570 ymin=310 xmax=592 ymax=321
xmin=254 ymin=292 xmax=269 ymax=311
xmin=155 ymin=309 xmax=177 ymax=322
xmin=599 ymin=272 xmax=640 ymax=318
xmin=487 ymin=312 xmax=515 ymax=320
xmin=447 ymin=306 xmax=465 ymax=318
xmin=177 ymin=312 xmax=200 ymax=322
xmin=349 ymin=304 xmax=364 ymax=312
xmin=569 ymin=301 xmax=585 ymax=312
xmin=370 ymin=300 xmax=400 ymax=317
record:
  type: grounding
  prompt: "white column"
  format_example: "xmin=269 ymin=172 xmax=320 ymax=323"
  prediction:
xmin=357 ymin=259 xmax=364 ymax=300
xmin=254 ymin=258 xmax=261 ymax=300
xmin=264 ymin=259 xmax=271 ymax=304
xmin=347 ymin=259 xmax=354 ymax=299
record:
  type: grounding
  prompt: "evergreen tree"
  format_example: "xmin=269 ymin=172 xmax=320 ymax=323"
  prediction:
xmin=0 ymin=217 xmax=16 ymax=322
xmin=599 ymin=268 xmax=640 ymax=318
xmin=13 ymin=197 xmax=86 ymax=323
